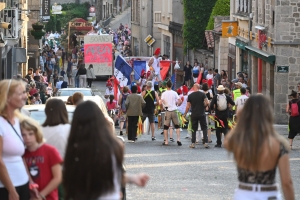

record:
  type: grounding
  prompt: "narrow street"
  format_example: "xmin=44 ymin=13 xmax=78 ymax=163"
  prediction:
xmin=92 ymin=80 xmax=300 ymax=200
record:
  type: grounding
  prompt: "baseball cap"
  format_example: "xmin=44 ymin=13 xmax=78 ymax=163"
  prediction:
xmin=235 ymin=82 xmax=243 ymax=88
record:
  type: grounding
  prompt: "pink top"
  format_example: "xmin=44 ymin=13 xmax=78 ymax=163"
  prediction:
xmin=106 ymin=101 xmax=116 ymax=110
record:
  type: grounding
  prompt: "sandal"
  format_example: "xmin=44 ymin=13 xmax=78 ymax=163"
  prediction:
xmin=162 ymin=142 xmax=168 ymax=146
xmin=177 ymin=141 xmax=182 ymax=146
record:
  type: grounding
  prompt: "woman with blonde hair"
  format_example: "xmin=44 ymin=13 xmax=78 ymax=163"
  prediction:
xmin=21 ymin=117 xmax=62 ymax=200
xmin=224 ymin=95 xmax=294 ymax=200
xmin=0 ymin=79 xmax=30 ymax=199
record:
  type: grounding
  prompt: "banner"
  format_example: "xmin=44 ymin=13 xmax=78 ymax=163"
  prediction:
xmin=84 ymin=35 xmax=113 ymax=75
xmin=115 ymin=55 xmax=132 ymax=85
xmin=133 ymin=60 xmax=146 ymax=80
xmin=159 ymin=61 xmax=171 ymax=80
xmin=84 ymin=44 xmax=112 ymax=63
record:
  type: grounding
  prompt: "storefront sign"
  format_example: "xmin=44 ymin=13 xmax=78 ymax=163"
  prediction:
xmin=222 ymin=20 xmax=238 ymax=37
xmin=277 ymin=66 xmax=289 ymax=73
xmin=42 ymin=0 xmax=50 ymax=17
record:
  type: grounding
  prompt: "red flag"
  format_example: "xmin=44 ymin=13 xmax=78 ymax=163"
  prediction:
xmin=113 ymin=78 xmax=120 ymax=102
xmin=159 ymin=61 xmax=171 ymax=80
xmin=197 ymin=72 xmax=203 ymax=84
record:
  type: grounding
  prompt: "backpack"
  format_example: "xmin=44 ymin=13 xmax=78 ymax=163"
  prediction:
xmin=290 ymin=101 xmax=299 ymax=117
xmin=121 ymin=93 xmax=128 ymax=113
xmin=217 ymin=94 xmax=227 ymax=111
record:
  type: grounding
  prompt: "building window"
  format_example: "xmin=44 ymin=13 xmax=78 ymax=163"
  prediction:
xmin=154 ymin=12 xmax=161 ymax=23
xmin=163 ymin=35 xmax=171 ymax=56
xmin=133 ymin=37 xmax=139 ymax=56
xmin=168 ymin=0 xmax=172 ymax=13
xmin=131 ymin=0 xmax=140 ymax=23
xmin=241 ymin=49 xmax=248 ymax=73
xmin=237 ymin=0 xmax=249 ymax=13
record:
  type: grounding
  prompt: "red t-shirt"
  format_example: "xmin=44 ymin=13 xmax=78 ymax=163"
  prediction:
xmin=23 ymin=144 xmax=62 ymax=200
xmin=29 ymin=88 xmax=38 ymax=96
xmin=106 ymin=101 xmax=116 ymax=110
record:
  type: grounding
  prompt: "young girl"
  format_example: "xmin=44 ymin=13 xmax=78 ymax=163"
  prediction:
xmin=106 ymin=95 xmax=118 ymax=123
xmin=21 ymin=117 xmax=62 ymax=200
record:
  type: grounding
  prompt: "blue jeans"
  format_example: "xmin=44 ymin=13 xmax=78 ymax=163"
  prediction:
xmin=75 ymin=76 xmax=79 ymax=88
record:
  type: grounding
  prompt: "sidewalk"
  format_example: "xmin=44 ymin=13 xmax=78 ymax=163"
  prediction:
xmin=109 ymin=7 xmax=131 ymax=30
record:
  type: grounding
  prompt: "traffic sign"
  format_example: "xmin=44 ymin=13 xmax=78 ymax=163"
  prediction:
xmin=144 ymin=34 xmax=155 ymax=46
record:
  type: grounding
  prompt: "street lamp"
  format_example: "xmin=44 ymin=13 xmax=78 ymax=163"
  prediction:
xmin=174 ymin=60 xmax=180 ymax=90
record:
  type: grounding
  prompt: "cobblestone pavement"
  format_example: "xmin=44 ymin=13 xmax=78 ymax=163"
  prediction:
xmin=92 ymin=80 xmax=300 ymax=200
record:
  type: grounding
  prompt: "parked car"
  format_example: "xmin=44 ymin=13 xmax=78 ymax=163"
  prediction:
xmin=56 ymin=88 xmax=95 ymax=96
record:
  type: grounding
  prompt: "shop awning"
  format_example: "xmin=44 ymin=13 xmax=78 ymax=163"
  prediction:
xmin=245 ymin=46 xmax=276 ymax=64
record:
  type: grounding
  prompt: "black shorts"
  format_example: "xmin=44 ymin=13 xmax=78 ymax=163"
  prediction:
xmin=193 ymin=73 xmax=199 ymax=78
xmin=0 ymin=182 xmax=29 ymax=200
xmin=142 ymin=113 xmax=155 ymax=123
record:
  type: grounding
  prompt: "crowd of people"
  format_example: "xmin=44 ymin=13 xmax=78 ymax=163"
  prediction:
xmin=0 ymin=79 xmax=149 ymax=200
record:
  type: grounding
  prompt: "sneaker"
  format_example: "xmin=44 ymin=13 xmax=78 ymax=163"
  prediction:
xmin=152 ymin=137 xmax=156 ymax=141
xmin=215 ymin=144 xmax=222 ymax=148
xmin=204 ymin=143 xmax=209 ymax=148
xmin=170 ymin=138 xmax=175 ymax=142
xmin=177 ymin=141 xmax=182 ymax=146
xmin=189 ymin=143 xmax=195 ymax=148
xmin=180 ymin=128 xmax=183 ymax=131
xmin=120 ymin=131 xmax=123 ymax=136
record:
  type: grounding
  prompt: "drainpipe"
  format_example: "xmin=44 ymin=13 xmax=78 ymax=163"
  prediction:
xmin=258 ymin=29 xmax=263 ymax=93
xmin=150 ymin=0 xmax=153 ymax=56
xmin=248 ymin=0 xmax=252 ymax=90
xmin=213 ymin=32 xmax=216 ymax=70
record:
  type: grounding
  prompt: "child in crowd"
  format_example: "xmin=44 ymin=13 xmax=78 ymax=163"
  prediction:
xmin=21 ymin=117 xmax=62 ymax=200
xmin=33 ymin=93 xmax=42 ymax=104
xmin=60 ymin=67 xmax=66 ymax=78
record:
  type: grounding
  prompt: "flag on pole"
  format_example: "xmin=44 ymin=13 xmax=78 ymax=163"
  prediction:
xmin=115 ymin=55 xmax=132 ymax=85
xmin=133 ymin=60 xmax=146 ymax=80
xmin=197 ymin=72 xmax=203 ymax=84
xmin=159 ymin=61 xmax=171 ymax=80
xmin=113 ymin=77 xmax=121 ymax=101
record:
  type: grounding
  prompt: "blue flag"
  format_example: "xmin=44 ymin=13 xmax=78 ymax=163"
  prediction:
xmin=171 ymin=74 xmax=175 ymax=90
xmin=115 ymin=55 xmax=132 ymax=85
xmin=133 ymin=60 xmax=146 ymax=80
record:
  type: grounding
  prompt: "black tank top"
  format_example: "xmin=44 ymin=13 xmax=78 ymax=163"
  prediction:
xmin=142 ymin=90 xmax=155 ymax=114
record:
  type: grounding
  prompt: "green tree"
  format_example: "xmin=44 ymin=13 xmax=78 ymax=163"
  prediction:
xmin=206 ymin=0 xmax=230 ymax=30
xmin=183 ymin=0 xmax=217 ymax=52
xmin=45 ymin=2 xmax=90 ymax=32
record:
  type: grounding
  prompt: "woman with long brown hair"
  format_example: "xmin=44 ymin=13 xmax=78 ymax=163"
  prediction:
xmin=42 ymin=99 xmax=70 ymax=159
xmin=63 ymin=101 xmax=149 ymax=200
xmin=225 ymin=95 xmax=294 ymax=200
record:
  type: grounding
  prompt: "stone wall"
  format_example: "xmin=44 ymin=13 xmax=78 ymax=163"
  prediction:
xmin=251 ymin=0 xmax=300 ymax=124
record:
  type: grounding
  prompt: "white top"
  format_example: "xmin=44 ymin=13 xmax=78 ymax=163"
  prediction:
xmin=177 ymin=95 xmax=188 ymax=114
xmin=235 ymin=95 xmax=249 ymax=112
xmin=105 ymin=88 xmax=114 ymax=96
xmin=152 ymin=56 xmax=160 ymax=74
xmin=42 ymin=124 xmax=71 ymax=159
xmin=97 ymin=155 xmax=121 ymax=200
xmin=206 ymin=73 xmax=213 ymax=80
xmin=161 ymin=90 xmax=180 ymax=111
xmin=0 ymin=117 xmax=29 ymax=187
xmin=56 ymin=81 xmax=63 ymax=89
xmin=86 ymin=68 xmax=96 ymax=79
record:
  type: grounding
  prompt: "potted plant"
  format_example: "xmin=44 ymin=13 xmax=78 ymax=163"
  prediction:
xmin=32 ymin=22 xmax=44 ymax=31
xmin=30 ymin=30 xmax=45 ymax=40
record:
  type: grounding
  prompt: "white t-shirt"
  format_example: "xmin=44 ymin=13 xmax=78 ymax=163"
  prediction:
xmin=0 ymin=117 xmax=29 ymax=187
xmin=105 ymin=88 xmax=114 ymax=96
xmin=235 ymin=95 xmax=249 ymax=112
xmin=161 ymin=90 xmax=180 ymax=111
xmin=177 ymin=95 xmax=188 ymax=114
xmin=206 ymin=73 xmax=213 ymax=80
xmin=42 ymin=124 xmax=71 ymax=159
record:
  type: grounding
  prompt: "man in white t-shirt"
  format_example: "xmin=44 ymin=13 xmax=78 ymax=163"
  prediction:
xmin=206 ymin=69 xmax=213 ymax=80
xmin=235 ymin=87 xmax=249 ymax=114
xmin=105 ymin=81 xmax=114 ymax=99
xmin=161 ymin=80 xmax=182 ymax=146
xmin=148 ymin=48 xmax=162 ymax=81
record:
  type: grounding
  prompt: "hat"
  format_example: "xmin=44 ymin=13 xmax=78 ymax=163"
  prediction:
xmin=141 ymin=69 xmax=146 ymax=77
xmin=162 ymin=81 xmax=167 ymax=87
xmin=182 ymin=85 xmax=188 ymax=94
xmin=106 ymin=80 xmax=112 ymax=87
xmin=235 ymin=82 xmax=243 ymax=88
xmin=154 ymin=48 xmax=161 ymax=56
xmin=177 ymin=88 xmax=182 ymax=95
xmin=289 ymin=90 xmax=297 ymax=97
xmin=217 ymin=85 xmax=226 ymax=91
xmin=146 ymin=81 xmax=152 ymax=87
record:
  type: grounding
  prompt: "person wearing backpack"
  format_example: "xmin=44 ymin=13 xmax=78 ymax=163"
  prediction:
xmin=286 ymin=90 xmax=300 ymax=149
xmin=210 ymin=85 xmax=235 ymax=148
xmin=118 ymin=86 xmax=130 ymax=136
xmin=141 ymin=81 xmax=160 ymax=141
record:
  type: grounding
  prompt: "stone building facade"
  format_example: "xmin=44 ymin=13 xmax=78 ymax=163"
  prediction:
xmin=249 ymin=0 xmax=300 ymax=123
